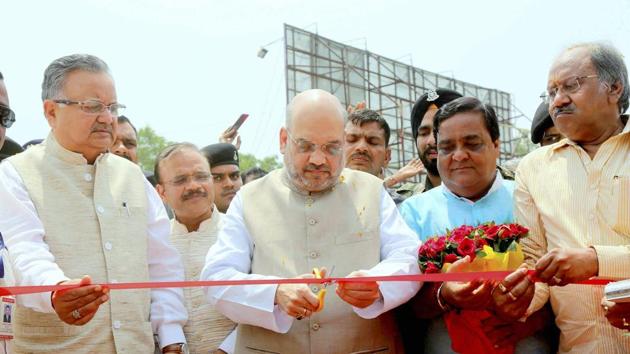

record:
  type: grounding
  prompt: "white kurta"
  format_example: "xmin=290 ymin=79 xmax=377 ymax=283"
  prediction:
xmin=201 ymin=186 xmax=421 ymax=333
xmin=0 ymin=159 xmax=187 ymax=349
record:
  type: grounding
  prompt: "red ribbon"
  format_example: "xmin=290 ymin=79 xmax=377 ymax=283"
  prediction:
xmin=0 ymin=271 xmax=616 ymax=296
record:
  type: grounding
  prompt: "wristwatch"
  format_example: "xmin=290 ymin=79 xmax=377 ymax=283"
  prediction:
xmin=162 ymin=343 xmax=188 ymax=354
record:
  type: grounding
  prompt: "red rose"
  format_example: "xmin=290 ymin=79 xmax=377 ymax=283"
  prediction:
xmin=449 ymin=225 xmax=473 ymax=243
xmin=497 ymin=225 xmax=514 ymax=239
xmin=444 ymin=253 xmax=459 ymax=264
xmin=419 ymin=243 xmax=436 ymax=259
xmin=483 ymin=225 xmax=500 ymax=241
xmin=509 ymin=224 xmax=529 ymax=238
xmin=456 ymin=238 xmax=477 ymax=260
xmin=424 ymin=262 xmax=440 ymax=274
xmin=430 ymin=237 xmax=446 ymax=254
xmin=474 ymin=236 xmax=488 ymax=248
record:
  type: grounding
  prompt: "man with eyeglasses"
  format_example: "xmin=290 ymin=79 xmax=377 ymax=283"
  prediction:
xmin=399 ymin=97 xmax=553 ymax=353
xmin=513 ymin=42 xmax=630 ymax=352
xmin=200 ymin=143 xmax=242 ymax=214
xmin=0 ymin=71 xmax=20 ymax=161
xmin=530 ymin=102 xmax=565 ymax=147
xmin=155 ymin=143 xmax=235 ymax=354
xmin=201 ymin=89 xmax=420 ymax=354
xmin=0 ymin=54 xmax=188 ymax=354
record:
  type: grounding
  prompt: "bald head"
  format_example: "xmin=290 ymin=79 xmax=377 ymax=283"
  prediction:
xmin=280 ymin=89 xmax=347 ymax=193
xmin=286 ymin=89 xmax=346 ymax=131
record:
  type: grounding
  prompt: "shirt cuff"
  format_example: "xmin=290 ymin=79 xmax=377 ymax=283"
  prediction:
xmin=157 ymin=323 xmax=186 ymax=350
xmin=272 ymin=304 xmax=294 ymax=333
xmin=592 ymin=245 xmax=630 ymax=278
xmin=353 ymin=295 xmax=385 ymax=319
xmin=32 ymin=274 xmax=70 ymax=314
xmin=219 ymin=329 xmax=237 ymax=354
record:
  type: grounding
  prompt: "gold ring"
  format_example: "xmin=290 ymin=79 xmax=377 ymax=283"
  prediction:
xmin=303 ymin=308 xmax=308 ymax=316
xmin=71 ymin=309 xmax=81 ymax=320
xmin=552 ymin=276 xmax=562 ymax=284
xmin=507 ymin=291 xmax=518 ymax=301
xmin=498 ymin=283 xmax=508 ymax=293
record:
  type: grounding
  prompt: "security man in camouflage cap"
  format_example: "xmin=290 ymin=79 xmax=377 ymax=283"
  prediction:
xmin=201 ymin=143 xmax=242 ymax=213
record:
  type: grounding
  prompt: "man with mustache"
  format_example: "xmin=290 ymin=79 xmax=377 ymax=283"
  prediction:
xmin=155 ymin=143 xmax=235 ymax=354
xmin=400 ymin=97 xmax=552 ymax=353
xmin=201 ymin=143 xmax=242 ymax=214
xmin=111 ymin=115 xmax=139 ymax=163
xmin=201 ymin=89 xmax=420 ymax=354
xmin=0 ymin=70 xmax=21 ymax=162
xmin=513 ymin=42 xmax=630 ymax=352
xmin=110 ymin=115 xmax=160 ymax=188
xmin=343 ymin=108 xmax=424 ymax=204
xmin=0 ymin=54 xmax=188 ymax=354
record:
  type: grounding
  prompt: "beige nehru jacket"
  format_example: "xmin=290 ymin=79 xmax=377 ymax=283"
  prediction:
xmin=516 ymin=120 xmax=630 ymax=353
xmin=170 ymin=213 xmax=235 ymax=353
xmin=235 ymin=169 xmax=403 ymax=354
xmin=8 ymin=135 xmax=153 ymax=354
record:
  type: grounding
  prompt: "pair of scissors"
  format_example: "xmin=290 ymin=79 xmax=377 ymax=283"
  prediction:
xmin=312 ymin=266 xmax=335 ymax=312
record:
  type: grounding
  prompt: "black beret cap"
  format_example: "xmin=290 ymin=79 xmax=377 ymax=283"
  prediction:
xmin=531 ymin=101 xmax=554 ymax=144
xmin=411 ymin=88 xmax=463 ymax=141
xmin=200 ymin=143 xmax=239 ymax=167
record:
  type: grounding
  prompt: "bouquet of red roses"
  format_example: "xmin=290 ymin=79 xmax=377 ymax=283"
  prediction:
xmin=418 ymin=222 xmax=529 ymax=274
xmin=418 ymin=222 xmax=529 ymax=354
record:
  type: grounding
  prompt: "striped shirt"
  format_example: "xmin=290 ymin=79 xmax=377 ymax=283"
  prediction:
xmin=515 ymin=117 xmax=630 ymax=353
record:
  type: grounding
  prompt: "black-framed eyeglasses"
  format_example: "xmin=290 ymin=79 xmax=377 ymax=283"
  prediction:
xmin=0 ymin=105 xmax=16 ymax=128
xmin=287 ymin=131 xmax=343 ymax=156
xmin=540 ymin=75 xmax=599 ymax=104
xmin=53 ymin=99 xmax=126 ymax=117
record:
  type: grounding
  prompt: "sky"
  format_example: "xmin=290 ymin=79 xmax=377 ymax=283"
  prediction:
xmin=1 ymin=0 xmax=629 ymax=158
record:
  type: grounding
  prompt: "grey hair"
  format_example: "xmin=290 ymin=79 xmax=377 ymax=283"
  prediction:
xmin=41 ymin=54 xmax=111 ymax=101
xmin=569 ymin=42 xmax=629 ymax=114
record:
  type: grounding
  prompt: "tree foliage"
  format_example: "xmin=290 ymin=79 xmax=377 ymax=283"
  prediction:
xmin=239 ymin=152 xmax=282 ymax=172
xmin=137 ymin=126 xmax=173 ymax=172
xmin=136 ymin=125 xmax=282 ymax=173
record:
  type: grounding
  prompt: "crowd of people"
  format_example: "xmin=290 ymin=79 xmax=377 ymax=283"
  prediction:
xmin=0 ymin=40 xmax=628 ymax=354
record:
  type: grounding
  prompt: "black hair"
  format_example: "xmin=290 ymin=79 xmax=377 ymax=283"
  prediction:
xmin=117 ymin=115 xmax=137 ymax=137
xmin=433 ymin=97 xmax=500 ymax=142
xmin=348 ymin=109 xmax=391 ymax=147
xmin=242 ymin=166 xmax=268 ymax=184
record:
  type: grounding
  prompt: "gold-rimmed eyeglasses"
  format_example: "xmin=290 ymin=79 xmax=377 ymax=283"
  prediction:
xmin=54 ymin=99 xmax=126 ymax=117
xmin=166 ymin=172 xmax=212 ymax=187
xmin=286 ymin=131 xmax=343 ymax=156
xmin=540 ymin=75 xmax=599 ymax=104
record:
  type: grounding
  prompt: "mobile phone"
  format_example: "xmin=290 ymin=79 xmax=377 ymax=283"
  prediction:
xmin=230 ymin=114 xmax=249 ymax=132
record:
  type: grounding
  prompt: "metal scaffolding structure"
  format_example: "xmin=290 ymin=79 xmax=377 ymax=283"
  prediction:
xmin=284 ymin=24 xmax=528 ymax=170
